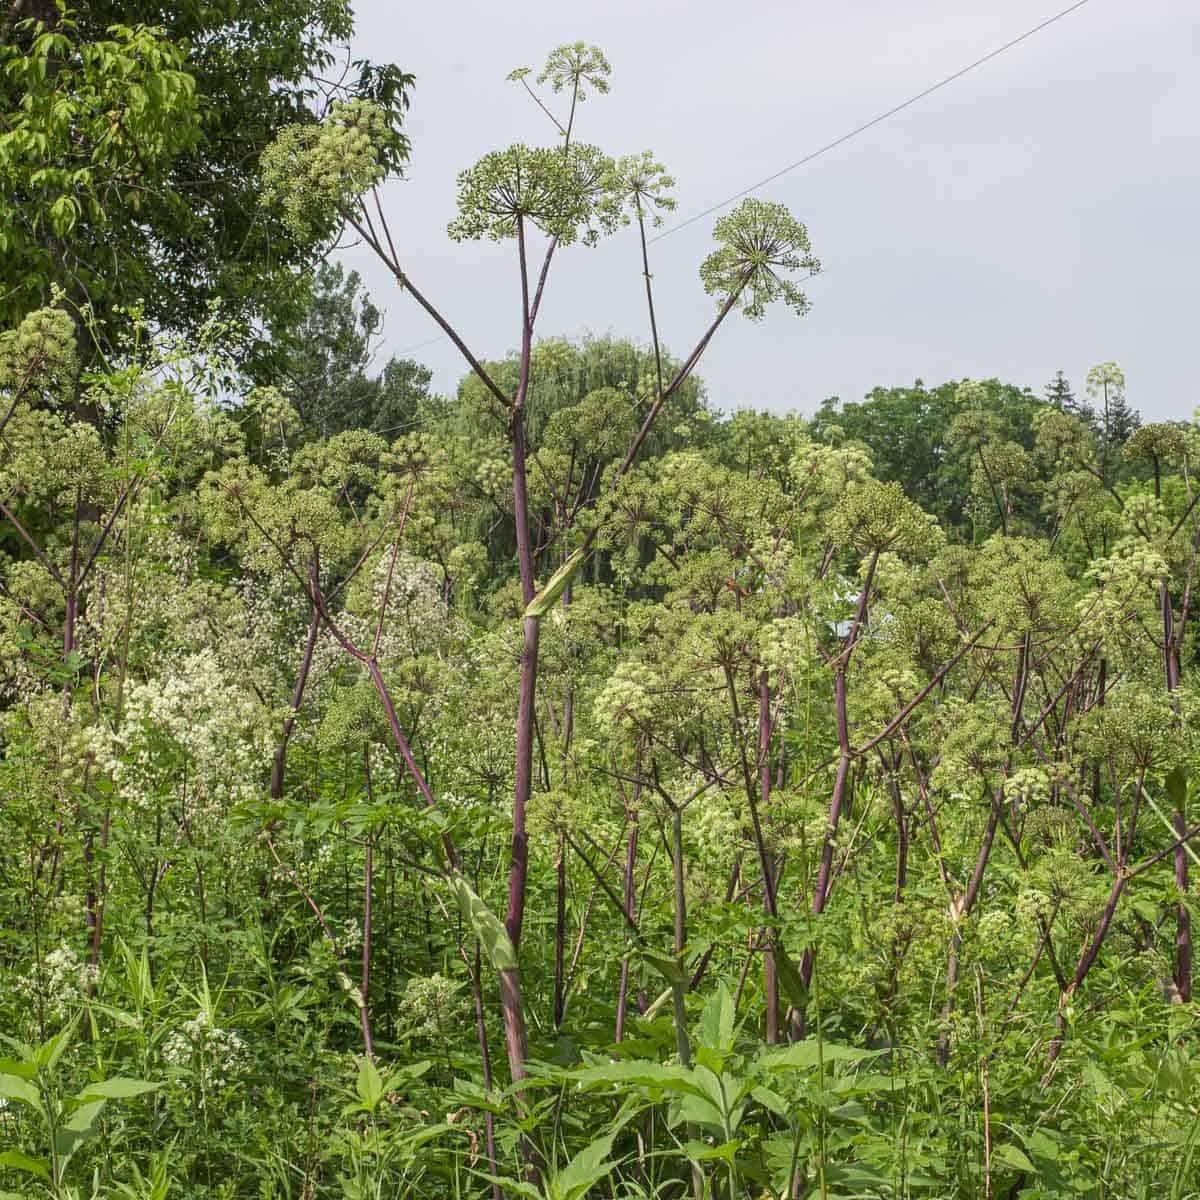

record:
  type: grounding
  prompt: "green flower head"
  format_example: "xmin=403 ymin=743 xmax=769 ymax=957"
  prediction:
xmin=604 ymin=151 xmax=677 ymax=227
xmin=448 ymin=142 xmax=618 ymax=247
xmin=536 ymin=42 xmax=612 ymax=101
xmin=699 ymin=198 xmax=819 ymax=320
xmin=260 ymin=100 xmax=405 ymax=244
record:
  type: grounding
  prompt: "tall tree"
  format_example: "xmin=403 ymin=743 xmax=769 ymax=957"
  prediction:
xmin=0 ymin=1 xmax=412 ymax=369
xmin=811 ymin=378 xmax=1047 ymax=532
xmin=1087 ymin=361 xmax=1140 ymax=482
xmin=270 ymin=262 xmax=436 ymax=439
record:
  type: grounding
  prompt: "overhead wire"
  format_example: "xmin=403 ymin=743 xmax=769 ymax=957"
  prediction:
xmin=388 ymin=0 xmax=1095 ymax=359
xmin=648 ymin=0 xmax=1094 ymax=243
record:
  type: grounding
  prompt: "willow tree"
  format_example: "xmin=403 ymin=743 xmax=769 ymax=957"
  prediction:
xmin=259 ymin=41 xmax=820 ymax=1095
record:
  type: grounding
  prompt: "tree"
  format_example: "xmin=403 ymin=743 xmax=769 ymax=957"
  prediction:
xmin=0 ymin=1 xmax=412 ymax=369
xmin=268 ymin=262 xmax=436 ymax=440
xmin=1087 ymin=361 xmax=1140 ymax=482
xmin=1045 ymin=369 xmax=1074 ymax=409
xmin=811 ymin=377 xmax=1048 ymax=533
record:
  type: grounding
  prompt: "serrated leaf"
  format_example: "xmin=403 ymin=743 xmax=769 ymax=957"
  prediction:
xmin=759 ymin=1040 xmax=881 ymax=1072
xmin=677 ymin=1090 xmax=726 ymax=1130
xmin=356 ymin=1057 xmax=383 ymax=1108
xmin=571 ymin=1059 xmax=704 ymax=1099
xmin=697 ymin=982 xmax=735 ymax=1054
xmin=751 ymin=1084 xmax=790 ymax=1117
xmin=1024 ymin=1129 xmax=1060 ymax=1160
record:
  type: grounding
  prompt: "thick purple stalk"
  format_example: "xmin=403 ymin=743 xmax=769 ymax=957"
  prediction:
xmin=269 ymin=607 xmax=321 ymax=800
xmin=759 ymin=671 xmax=779 ymax=1043
xmin=615 ymin=815 xmax=639 ymax=1043
xmin=360 ymin=751 xmax=377 ymax=1061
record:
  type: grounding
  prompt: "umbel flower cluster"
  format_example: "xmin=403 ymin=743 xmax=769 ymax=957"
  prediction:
xmin=15 ymin=942 xmax=98 ymax=1022
xmin=0 ymin=302 xmax=78 ymax=398
xmin=87 ymin=648 xmax=271 ymax=827
xmin=260 ymin=99 xmax=401 ymax=243
xmin=161 ymin=1009 xmax=250 ymax=1091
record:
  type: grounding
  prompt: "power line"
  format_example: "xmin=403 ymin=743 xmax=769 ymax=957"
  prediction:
xmin=391 ymin=0 xmax=1094 ymax=357
xmin=649 ymin=0 xmax=1094 ymax=243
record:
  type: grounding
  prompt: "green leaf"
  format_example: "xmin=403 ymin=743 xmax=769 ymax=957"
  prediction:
xmin=525 ymin=548 xmax=584 ymax=619
xmin=571 ymin=1059 xmax=705 ymax=1099
xmin=53 ymin=1097 xmax=107 ymax=1169
xmin=555 ymin=1131 xmax=619 ymax=1199
xmin=472 ymin=1174 xmax=541 ymax=1200
xmin=356 ymin=1057 xmax=384 ymax=1109
xmin=0 ymin=1074 xmax=39 ymax=1108
xmin=1023 ymin=1129 xmax=1060 ymax=1161
xmin=677 ymin=1090 xmax=726 ymax=1131
xmin=452 ymin=875 xmax=518 ymax=972
xmin=637 ymin=949 xmax=684 ymax=985
xmin=38 ymin=1022 xmax=76 ymax=1072
xmin=76 ymin=1077 xmax=160 ymax=1101
xmin=750 ymin=1084 xmax=790 ymax=1118
xmin=697 ymin=982 xmax=735 ymax=1054
xmin=0 ymin=1150 xmax=50 ymax=1181
xmin=772 ymin=941 xmax=809 ymax=1010
xmin=993 ymin=1143 xmax=1036 ymax=1173
xmin=0 ymin=1057 xmax=36 ymax=1080
xmin=759 ymin=1040 xmax=881 ymax=1072
xmin=1164 ymin=765 xmax=1189 ymax=810
xmin=683 ymin=1138 xmax=740 ymax=1163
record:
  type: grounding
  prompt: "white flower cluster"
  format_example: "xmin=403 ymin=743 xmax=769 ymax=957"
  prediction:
xmin=16 ymin=942 xmax=97 ymax=1020
xmin=403 ymin=974 xmax=464 ymax=1038
xmin=88 ymin=647 xmax=270 ymax=827
xmin=161 ymin=1009 xmax=249 ymax=1090
xmin=338 ymin=916 xmax=362 ymax=953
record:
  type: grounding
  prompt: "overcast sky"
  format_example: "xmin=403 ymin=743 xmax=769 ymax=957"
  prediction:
xmin=335 ymin=0 xmax=1199 ymax=422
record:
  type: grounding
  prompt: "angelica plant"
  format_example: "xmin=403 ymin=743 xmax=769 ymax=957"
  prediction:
xmin=259 ymin=40 xmax=821 ymax=1110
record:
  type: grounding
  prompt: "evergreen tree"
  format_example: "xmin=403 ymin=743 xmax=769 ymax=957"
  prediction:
xmin=1045 ymin=369 xmax=1074 ymax=409
xmin=1087 ymin=361 xmax=1141 ymax=480
xmin=271 ymin=262 xmax=435 ymax=439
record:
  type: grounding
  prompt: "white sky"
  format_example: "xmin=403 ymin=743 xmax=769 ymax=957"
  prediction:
xmin=336 ymin=0 xmax=1200 ymax=422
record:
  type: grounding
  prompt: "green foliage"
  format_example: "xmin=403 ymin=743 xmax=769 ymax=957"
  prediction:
xmin=4 ymin=23 xmax=1200 ymax=1200
xmin=261 ymin=99 xmax=400 ymax=244
xmin=0 ymin=1 xmax=413 ymax=369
